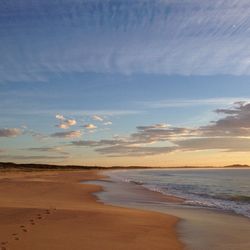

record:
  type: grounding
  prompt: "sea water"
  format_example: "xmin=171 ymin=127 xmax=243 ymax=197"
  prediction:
xmin=106 ymin=168 xmax=250 ymax=218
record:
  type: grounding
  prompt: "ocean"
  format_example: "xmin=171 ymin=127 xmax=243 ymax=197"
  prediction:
xmin=106 ymin=168 xmax=250 ymax=218
xmin=87 ymin=167 xmax=250 ymax=249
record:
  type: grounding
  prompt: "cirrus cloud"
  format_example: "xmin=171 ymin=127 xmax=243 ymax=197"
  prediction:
xmin=3 ymin=0 xmax=250 ymax=83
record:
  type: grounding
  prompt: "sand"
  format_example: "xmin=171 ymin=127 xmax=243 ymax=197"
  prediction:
xmin=0 ymin=170 xmax=183 ymax=250
xmin=93 ymin=175 xmax=250 ymax=250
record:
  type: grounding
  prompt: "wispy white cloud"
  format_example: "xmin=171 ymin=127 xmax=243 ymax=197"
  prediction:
xmin=92 ymin=115 xmax=104 ymax=122
xmin=2 ymin=109 xmax=141 ymax=117
xmin=2 ymin=0 xmax=250 ymax=82
xmin=139 ymin=97 xmax=250 ymax=108
xmin=55 ymin=114 xmax=65 ymax=120
xmin=90 ymin=115 xmax=113 ymax=128
xmin=103 ymin=121 xmax=112 ymax=126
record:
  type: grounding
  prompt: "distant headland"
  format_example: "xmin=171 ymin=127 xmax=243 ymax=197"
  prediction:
xmin=0 ymin=162 xmax=249 ymax=172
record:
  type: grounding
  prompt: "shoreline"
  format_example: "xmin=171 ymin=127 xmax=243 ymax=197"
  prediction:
xmin=93 ymin=170 xmax=250 ymax=250
xmin=0 ymin=170 xmax=183 ymax=250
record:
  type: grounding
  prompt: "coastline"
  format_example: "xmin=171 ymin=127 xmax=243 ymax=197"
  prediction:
xmin=93 ymin=169 xmax=250 ymax=250
xmin=0 ymin=170 xmax=183 ymax=250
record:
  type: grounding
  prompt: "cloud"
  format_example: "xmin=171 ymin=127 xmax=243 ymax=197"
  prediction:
xmin=71 ymin=139 xmax=128 ymax=147
xmin=83 ymin=124 xmax=97 ymax=130
xmin=140 ymin=98 xmax=250 ymax=108
xmin=174 ymin=137 xmax=250 ymax=152
xmin=137 ymin=123 xmax=171 ymax=130
xmin=26 ymin=131 xmax=47 ymax=141
xmin=71 ymin=137 xmax=176 ymax=157
xmin=65 ymin=119 xmax=76 ymax=126
xmin=71 ymin=102 xmax=250 ymax=156
xmin=70 ymin=128 xmax=180 ymax=156
xmin=96 ymin=145 xmax=176 ymax=157
xmin=27 ymin=147 xmax=69 ymax=155
xmin=133 ymin=102 xmax=250 ymax=140
xmin=56 ymin=114 xmax=77 ymax=129
xmin=56 ymin=124 xmax=71 ymax=129
xmin=0 ymin=155 xmax=68 ymax=160
xmin=0 ymin=128 xmax=22 ymax=137
xmin=56 ymin=114 xmax=65 ymax=120
xmin=92 ymin=115 xmax=104 ymax=122
xmin=71 ymin=140 xmax=100 ymax=147
xmin=103 ymin=121 xmax=112 ymax=126
xmin=51 ymin=130 xmax=82 ymax=138
xmin=1 ymin=108 xmax=141 ymax=117
xmin=3 ymin=0 xmax=250 ymax=82
xmin=201 ymin=102 xmax=250 ymax=136
xmin=132 ymin=125 xmax=195 ymax=143
xmin=90 ymin=115 xmax=113 ymax=127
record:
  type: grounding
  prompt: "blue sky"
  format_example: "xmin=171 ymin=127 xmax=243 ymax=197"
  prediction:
xmin=1 ymin=1 xmax=250 ymax=166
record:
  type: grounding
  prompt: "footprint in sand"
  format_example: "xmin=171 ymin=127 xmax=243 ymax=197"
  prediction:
xmin=36 ymin=214 xmax=42 ymax=219
xmin=18 ymin=225 xmax=27 ymax=232
xmin=12 ymin=233 xmax=20 ymax=241
xmin=1 ymin=242 xmax=8 ymax=250
xmin=29 ymin=219 xmax=35 ymax=225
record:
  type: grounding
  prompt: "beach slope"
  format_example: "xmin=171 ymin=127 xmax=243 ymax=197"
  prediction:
xmin=0 ymin=170 xmax=183 ymax=250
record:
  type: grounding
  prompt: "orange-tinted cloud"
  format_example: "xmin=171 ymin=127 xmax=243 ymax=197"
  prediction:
xmin=56 ymin=114 xmax=76 ymax=129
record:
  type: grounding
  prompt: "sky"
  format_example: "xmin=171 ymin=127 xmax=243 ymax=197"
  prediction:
xmin=1 ymin=0 xmax=250 ymax=167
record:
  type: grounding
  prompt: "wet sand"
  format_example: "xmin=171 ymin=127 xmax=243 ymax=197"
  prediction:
xmin=92 ymin=177 xmax=250 ymax=250
xmin=0 ymin=170 xmax=183 ymax=250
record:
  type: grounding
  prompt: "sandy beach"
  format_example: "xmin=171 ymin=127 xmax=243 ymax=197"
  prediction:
xmin=0 ymin=170 xmax=183 ymax=250
xmin=95 ymin=170 xmax=250 ymax=250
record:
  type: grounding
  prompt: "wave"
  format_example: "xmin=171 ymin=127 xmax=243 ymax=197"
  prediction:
xmin=121 ymin=178 xmax=250 ymax=218
xmin=228 ymin=195 xmax=250 ymax=202
xmin=107 ymin=169 xmax=250 ymax=218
